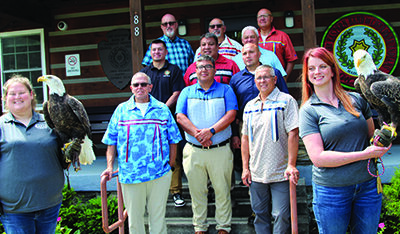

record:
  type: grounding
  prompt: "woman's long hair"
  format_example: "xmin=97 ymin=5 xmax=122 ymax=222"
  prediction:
xmin=301 ymin=47 xmax=359 ymax=117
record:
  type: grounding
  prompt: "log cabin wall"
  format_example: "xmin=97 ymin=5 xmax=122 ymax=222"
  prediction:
xmin=48 ymin=1 xmax=132 ymax=108
xmin=46 ymin=0 xmax=304 ymax=106
xmin=1 ymin=0 xmax=399 ymax=106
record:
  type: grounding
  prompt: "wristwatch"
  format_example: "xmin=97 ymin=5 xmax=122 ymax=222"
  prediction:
xmin=210 ymin=127 xmax=216 ymax=135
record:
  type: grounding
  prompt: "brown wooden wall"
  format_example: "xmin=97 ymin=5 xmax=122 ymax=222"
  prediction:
xmin=2 ymin=0 xmax=399 ymax=108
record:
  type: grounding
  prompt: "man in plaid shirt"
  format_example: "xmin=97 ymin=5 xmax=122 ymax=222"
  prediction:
xmin=142 ymin=13 xmax=194 ymax=76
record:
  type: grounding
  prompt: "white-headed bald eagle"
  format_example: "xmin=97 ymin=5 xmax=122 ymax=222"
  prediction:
xmin=353 ymin=49 xmax=399 ymax=145
xmin=38 ymin=75 xmax=96 ymax=171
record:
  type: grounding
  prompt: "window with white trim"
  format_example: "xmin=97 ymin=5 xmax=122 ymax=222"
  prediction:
xmin=0 ymin=29 xmax=48 ymax=111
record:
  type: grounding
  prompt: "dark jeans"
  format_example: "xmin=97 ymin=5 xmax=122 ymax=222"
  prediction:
xmin=0 ymin=203 xmax=61 ymax=234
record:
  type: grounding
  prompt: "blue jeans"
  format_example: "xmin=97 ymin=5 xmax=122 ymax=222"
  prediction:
xmin=249 ymin=181 xmax=290 ymax=234
xmin=313 ymin=178 xmax=382 ymax=234
xmin=0 ymin=203 xmax=61 ymax=234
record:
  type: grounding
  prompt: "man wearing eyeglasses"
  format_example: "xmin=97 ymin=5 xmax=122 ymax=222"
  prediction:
xmin=194 ymin=18 xmax=242 ymax=60
xmin=241 ymin=65 xmax=299 ymax=234
xmin=102 ymin=72 xmax=182 ymax=234
xmin=142 ymin=13 xmax=194 ymax=75
xmin=184 ymin=33 xmax=239 ymax=86
xmin=176 ymin=55 xmax=238 ymax=234
xmin=257 ymin=8 xmax=297 ymax=79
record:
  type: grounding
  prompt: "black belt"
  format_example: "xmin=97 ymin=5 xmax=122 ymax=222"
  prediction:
xmin=188 ymin=139 xmax=230 ymax=149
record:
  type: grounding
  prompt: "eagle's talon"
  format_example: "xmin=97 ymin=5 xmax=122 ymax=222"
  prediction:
xmin=371 ymin=125 xmax=397 ymax=147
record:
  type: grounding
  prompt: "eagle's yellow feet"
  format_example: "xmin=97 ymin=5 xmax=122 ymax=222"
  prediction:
xmin=385 ymin=124 xmax=397 ymax=138
xmin=370 ymin=124 xmax=397 ymax=147
xmin=62 ymin=139 xmax=82 ymax=171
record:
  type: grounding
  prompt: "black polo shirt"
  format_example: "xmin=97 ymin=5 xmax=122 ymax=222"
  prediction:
xmin=140 ymin=60 xmax=185 ymax=108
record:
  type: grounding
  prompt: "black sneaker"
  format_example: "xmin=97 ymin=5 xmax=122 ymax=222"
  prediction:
xmin=172 ymin=193 xmax=185 ymax=207
xmin=248 ymin=212 xmax=255 ymax=225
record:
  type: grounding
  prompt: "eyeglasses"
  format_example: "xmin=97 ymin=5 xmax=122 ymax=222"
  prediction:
xmin=256 ymin=76 xmax=274 ymax=81
xmin=209 ymin=24 xmax=223 ymax=29
xmin=196 ymin=65 xmax=214 ymax=71
xmin=161 ymin=21 xmax=176 ymax=27
xmin=257 ymin=14 xmax=272 ymax=19
xmin=132 ymin=83 xmax=149 ymax=87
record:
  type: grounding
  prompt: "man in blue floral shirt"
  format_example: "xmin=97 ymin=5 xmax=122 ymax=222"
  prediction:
xmin=101 ymin=72 xmax=182 ymax=234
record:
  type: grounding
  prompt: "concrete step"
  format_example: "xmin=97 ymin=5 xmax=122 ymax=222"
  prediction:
xmin=165 ymin=197 xmax=253 ymax=218
xmin=164 ymin=217 xmax=255 ymax=234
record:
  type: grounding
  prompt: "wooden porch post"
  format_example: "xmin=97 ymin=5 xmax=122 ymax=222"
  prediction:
xmin=301 ymin=0 xmax=317 ymax=52
xmin=129 ymin=0 xmax=144 ymax=74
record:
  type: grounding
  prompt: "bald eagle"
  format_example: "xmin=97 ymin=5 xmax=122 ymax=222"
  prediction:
xmin=353 ymin=49 xmax=399 ymax=145
xmin=38 ymin=75 xmax=96 ymax=171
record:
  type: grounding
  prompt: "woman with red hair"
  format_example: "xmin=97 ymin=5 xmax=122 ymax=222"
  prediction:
xmin=299 ymin=47 xmax=390 ymax=233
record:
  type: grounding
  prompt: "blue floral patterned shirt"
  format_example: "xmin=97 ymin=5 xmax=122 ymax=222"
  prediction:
xmin=102 ymin=95 xmax=182 ymax=184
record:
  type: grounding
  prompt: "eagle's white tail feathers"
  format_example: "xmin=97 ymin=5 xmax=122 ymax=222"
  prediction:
xmin=79 ymin=135 xmax=96 ymax=165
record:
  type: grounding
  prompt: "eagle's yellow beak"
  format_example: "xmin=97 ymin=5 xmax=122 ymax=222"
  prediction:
xmin=37 ymin=76 xmax=47 ymax=82
xmin=355 ymin=58 xmax=361 ymax=68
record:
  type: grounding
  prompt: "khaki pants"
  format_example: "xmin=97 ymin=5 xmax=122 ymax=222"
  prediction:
xmin=170 ymin=148 xmax=182 ymax=194
xmin=183 ymin=143 xmax=233 ymax=232
xmin=121 ymin=170 xmax=172 ymax=234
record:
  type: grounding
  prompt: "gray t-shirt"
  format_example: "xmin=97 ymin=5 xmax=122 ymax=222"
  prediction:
xmin=299 ymin=92 xmax=375 ymax=187
xmin=0 ymin=111 xmax=64 ymax=213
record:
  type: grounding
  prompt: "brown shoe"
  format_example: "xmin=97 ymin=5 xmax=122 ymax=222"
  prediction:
xmin=217 ymin=230 xmax=229 ymax=234
xmin=195 ymin=231 xmax=208 ymax=234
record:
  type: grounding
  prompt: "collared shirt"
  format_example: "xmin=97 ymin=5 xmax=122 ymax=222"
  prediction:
xmin=230 ymin=67 xmax=289 ymax=121
xmin=140 ymin=60 xmax=185 ymax=110
xmin=258 ymin=27 xmax=297 ymax=69
xmin=232 ymin=46 xmax=287 ymax=76
xmin=184 ymin=55 xmax=240 ymax=86
xmin=102 ymin=95 xmax=182 ymax=184
xmin=299 ymin=92 xmax=375 ymax=187
xmin=0 ymin=111 xmax=64 ymax=213
xmin=194 ymin=35 xmax=243 ymax=60
xmin=242 ymin=87 xmax=298 ymax=184
xmin=142 ymin=35 xmax=194 ymax=75
xmin=176 ymin=81 xmax=238 ymax=145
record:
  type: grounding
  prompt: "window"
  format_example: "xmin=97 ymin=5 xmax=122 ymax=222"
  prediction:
xmin=0 ymin=29 xmax=47 ymax=111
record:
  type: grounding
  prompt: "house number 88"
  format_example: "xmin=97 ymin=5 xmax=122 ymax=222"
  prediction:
xmin=133 ymin=15 xmax=140 ymax=36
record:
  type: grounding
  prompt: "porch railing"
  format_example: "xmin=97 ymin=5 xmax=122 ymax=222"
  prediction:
xmin=101 ymin=171 xmax=128 ymax=233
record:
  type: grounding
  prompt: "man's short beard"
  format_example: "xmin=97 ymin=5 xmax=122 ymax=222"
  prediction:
xmin=165 ymin=29 xmax=175 ymax=38
xmin=213 ymin=31 xmax=221 ymax=38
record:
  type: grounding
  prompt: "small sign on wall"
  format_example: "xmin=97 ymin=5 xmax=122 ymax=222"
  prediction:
xmin=65 ymin=54 xmax=81 ymax=76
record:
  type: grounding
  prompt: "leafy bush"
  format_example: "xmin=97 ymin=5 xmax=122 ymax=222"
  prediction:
xmin=59 ymin=185 xmax=120 ymax=234
xmin=381 ymin=166 xmax=400 ymax=233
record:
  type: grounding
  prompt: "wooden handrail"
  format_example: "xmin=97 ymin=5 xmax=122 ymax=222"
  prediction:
xmin=290 ymin=179 xmax=298 ymax=234
xmin=101 ymin=171 xmax=128 ymax=234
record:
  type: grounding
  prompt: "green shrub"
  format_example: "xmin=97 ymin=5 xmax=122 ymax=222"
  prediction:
xmin=381 ymin=166 xmax=400 ymax=233
xmin=60 ymin=185 xmax=120 ymax=234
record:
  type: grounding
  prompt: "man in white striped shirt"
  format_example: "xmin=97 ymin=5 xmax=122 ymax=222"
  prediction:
xmin=194 ymin=18 xmax=242 ymax=60
xmin=241 ymin=64 xmax=299 ymax=234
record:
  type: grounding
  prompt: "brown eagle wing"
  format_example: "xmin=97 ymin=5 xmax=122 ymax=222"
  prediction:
xmin=66 ymin=95 xmax=92 ymax=139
